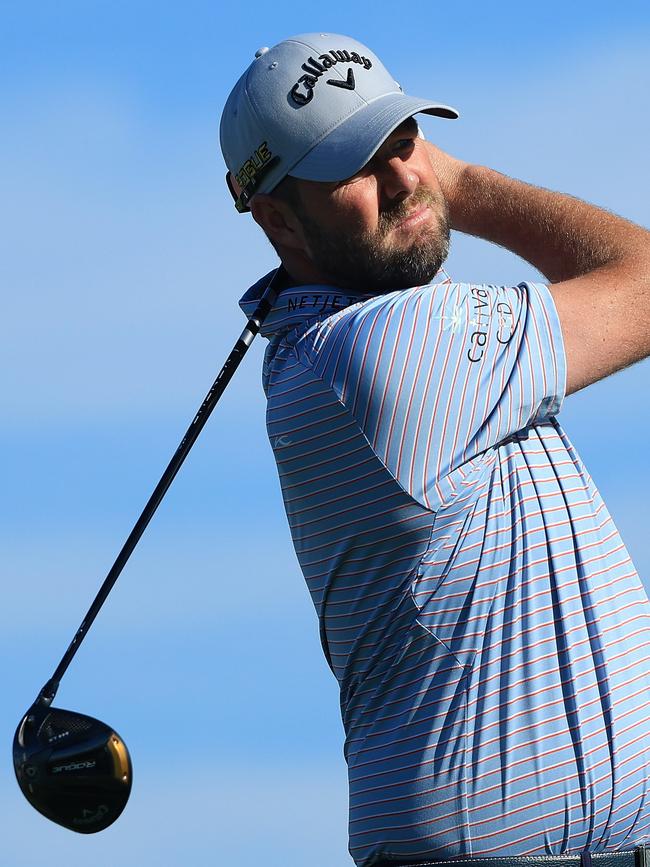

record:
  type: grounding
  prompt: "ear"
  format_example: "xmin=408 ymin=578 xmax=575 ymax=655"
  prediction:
xmin=250 ymin=194 xmax=307 ymax=252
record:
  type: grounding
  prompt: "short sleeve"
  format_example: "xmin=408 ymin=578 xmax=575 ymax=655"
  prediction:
xmin=300 ymin=280 xmax=567 ymax=510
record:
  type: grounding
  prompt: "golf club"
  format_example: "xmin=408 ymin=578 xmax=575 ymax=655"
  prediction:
xmin=13 ymin=266 xmax=285 ymax=833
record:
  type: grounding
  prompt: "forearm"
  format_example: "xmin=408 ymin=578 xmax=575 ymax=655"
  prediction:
xmin=448 ymin=163 xmax=649 ymax=284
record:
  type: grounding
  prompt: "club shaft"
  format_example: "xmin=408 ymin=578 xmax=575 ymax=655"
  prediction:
xmin=38 ymin=271 xmax=281 ymax=706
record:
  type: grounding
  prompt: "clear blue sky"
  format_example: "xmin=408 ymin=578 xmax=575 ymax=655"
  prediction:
xmin=1 ymin=3 xmax=649 ymax=865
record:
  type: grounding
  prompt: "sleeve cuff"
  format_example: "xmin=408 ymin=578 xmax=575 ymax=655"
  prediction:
xmin=521 ymin=280 xmax=568 ymax=418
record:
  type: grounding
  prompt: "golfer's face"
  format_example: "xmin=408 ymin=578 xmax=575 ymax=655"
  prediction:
xmin=285 ymin=116 xmax=450 ymax=292
xmin=296 ymin=118 xmax=446 ymax=252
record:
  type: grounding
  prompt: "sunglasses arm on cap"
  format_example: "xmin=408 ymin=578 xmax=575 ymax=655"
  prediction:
xmin=226 ymin=156 xmax=281 ymax=213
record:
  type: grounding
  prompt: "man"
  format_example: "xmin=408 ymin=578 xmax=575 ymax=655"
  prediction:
xmin=220 ymin=33 xmax=650 ymax=867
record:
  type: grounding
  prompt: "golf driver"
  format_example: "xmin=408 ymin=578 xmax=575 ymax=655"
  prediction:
xmin=13 ymin=267 xmax=285 ymax=832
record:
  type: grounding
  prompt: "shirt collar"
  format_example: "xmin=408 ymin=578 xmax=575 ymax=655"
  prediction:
xmin=238 ymin=266 xmax=453 ymax=338
xmin=238 ymin=269 xmax=372 ymax=338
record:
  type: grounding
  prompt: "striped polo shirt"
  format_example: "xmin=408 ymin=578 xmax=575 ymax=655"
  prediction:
xmin=240 ymin=273 xmax=650 ymax=866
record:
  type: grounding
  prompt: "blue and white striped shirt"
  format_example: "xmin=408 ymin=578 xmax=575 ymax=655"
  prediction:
xmin=240 ymin=274 xmax=650 ymax=866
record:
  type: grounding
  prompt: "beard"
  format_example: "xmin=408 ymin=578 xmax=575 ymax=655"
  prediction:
xmin=296 ymin=186 xmax=450 ymax=293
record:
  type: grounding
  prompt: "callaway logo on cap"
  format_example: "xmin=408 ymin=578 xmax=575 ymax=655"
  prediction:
xmin=220 ymin=32 xmax=459 ymax=212
xmin=288 ymin=45 xmax=374 ymax=106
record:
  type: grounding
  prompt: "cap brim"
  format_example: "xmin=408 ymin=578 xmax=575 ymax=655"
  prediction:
xmin=288 ymin=93 xmax=458 ymax=183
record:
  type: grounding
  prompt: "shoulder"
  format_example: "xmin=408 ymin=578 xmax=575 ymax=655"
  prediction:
xmin=298 ymin=280 xmax=530 ymax=355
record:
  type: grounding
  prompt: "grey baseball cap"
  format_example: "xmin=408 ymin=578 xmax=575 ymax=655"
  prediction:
xmin=220 ymin=32 xmax=458 ymax=212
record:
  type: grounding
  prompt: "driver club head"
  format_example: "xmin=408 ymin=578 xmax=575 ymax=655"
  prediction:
xmin=13 ymin=704 xmax=132 ymax=833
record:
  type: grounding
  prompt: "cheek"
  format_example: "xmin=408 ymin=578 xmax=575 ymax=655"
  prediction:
xmin=413 ymin=143 xmax=443 ymax=191
xmin=332 ymin=179 xmax=381 ymax=233
xmin=420 ymin=164 xmax=444 ymax=196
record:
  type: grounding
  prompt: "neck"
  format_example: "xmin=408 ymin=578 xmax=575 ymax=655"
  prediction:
xmin=278 ymin=248 xmax=346 ymax=290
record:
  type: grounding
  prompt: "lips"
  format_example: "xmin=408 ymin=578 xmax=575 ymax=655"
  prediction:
xmin=397 ymin=205 xmax=430 ymax=226
xmin=378 ymin=188 xmax=441 ymax=237
xmin=389 ymin=205 xmax=434 ymax=235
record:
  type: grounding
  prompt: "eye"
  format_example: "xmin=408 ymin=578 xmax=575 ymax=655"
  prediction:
xmin=393 ymin=137 xmax=415 ymax=156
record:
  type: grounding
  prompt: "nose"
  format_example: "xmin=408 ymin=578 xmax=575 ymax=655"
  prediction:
xmin=379 ymin=157 xmax=419 ymax=204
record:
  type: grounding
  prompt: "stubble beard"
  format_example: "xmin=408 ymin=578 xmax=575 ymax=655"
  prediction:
xmin=297 ymin=186 xmax=451 ymax=293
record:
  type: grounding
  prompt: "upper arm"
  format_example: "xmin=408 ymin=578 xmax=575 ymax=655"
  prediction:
xmin=550 ymin=261 xmax=650 ymax=395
